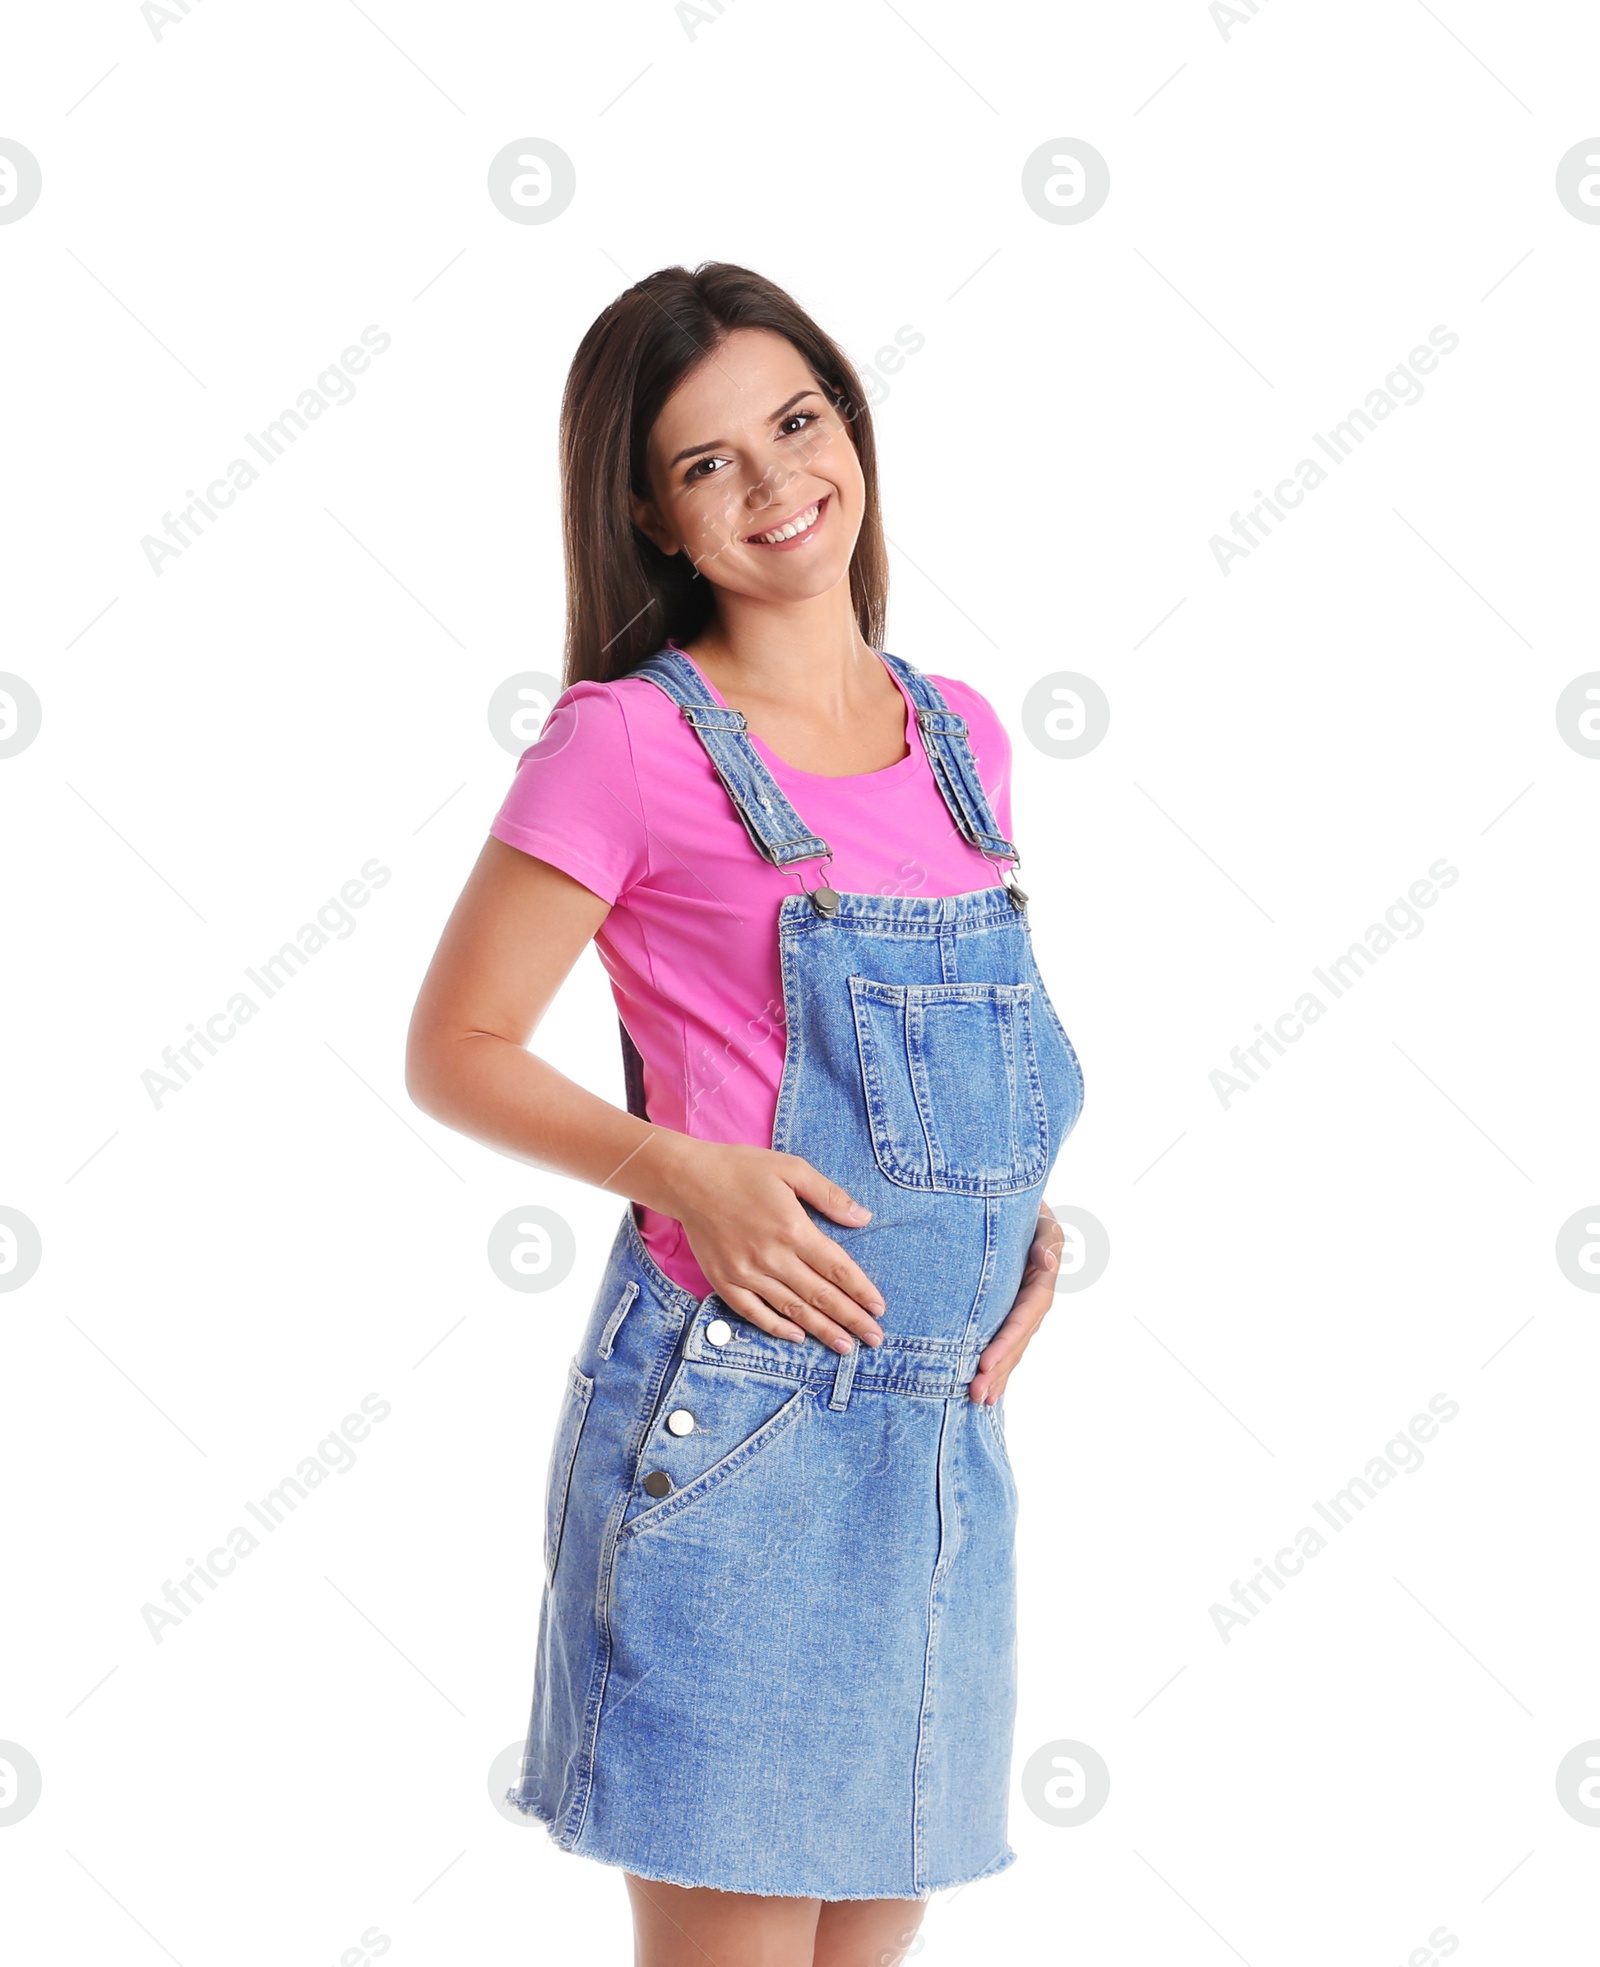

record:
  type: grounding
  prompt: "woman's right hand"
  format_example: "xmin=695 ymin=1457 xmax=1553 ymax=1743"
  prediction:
xmin=404 ymin=846 xmax=884 ymax=1351
xmin=647 ymin=1137 xmax=886 ymax=1354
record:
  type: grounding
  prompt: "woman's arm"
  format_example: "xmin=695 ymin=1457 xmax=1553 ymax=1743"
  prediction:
xmin=405 ymin=838 xmax=887 ymax=1353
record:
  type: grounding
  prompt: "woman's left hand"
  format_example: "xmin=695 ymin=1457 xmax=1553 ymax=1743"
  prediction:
xmin=967 ymin=1204 xmax=1063 ymax=1405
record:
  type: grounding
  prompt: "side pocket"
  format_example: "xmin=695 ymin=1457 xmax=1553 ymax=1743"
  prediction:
xmin=977 ymin=1396 xmax=1017 ymax=1504
xmin=620 ymin=1369 xmax=813 ymax=1543
xmin=544 ymin=1359 xmax=595 ymax=1579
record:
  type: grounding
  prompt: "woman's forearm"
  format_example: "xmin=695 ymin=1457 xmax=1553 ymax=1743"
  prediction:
xmin=406 ymin=1029 xmax=701 ymax=1218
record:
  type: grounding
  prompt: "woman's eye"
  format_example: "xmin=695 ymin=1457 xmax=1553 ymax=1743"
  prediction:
xmin=684 ymin=412 xmax=819 ymax=482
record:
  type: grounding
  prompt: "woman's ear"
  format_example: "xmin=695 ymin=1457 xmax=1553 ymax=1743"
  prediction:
xmin=629 ymin=491 xmax=676 ymax=559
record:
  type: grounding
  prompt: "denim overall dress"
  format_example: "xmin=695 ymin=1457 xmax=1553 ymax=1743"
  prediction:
xmin=506 ymin=647 xmax=1084 ymax=1899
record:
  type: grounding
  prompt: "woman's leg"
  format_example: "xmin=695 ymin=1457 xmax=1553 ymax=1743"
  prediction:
xmin=625 ymin=1874 xmax=821 ymax=1966
xmin=812 ymin=1896 xmax=928 ymax=1967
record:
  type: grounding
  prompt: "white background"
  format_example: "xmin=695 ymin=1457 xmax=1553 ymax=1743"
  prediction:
xmin=3 ymin=2 xmax=1597 ymax=1961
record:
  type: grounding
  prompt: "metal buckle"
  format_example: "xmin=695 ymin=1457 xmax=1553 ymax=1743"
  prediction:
xmin=681 ymin=704 xmax=747 ymax=731
xmin=985 ymin=848 xmax=1028 ymax=909
xmin=799 ymin=853 xmax=840 ymax=918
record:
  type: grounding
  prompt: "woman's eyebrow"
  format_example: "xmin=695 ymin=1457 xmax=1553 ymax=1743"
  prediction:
xmin=667 ymin=389 xmax=822 ymax=469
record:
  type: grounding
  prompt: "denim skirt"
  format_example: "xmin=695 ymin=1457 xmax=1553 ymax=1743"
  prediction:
xmin=505 ymin=887 xmax=1083 ymax=1898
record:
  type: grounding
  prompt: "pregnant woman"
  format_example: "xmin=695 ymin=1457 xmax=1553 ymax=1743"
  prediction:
xmin=407 ymin=263 xmax=1084 ymax=1967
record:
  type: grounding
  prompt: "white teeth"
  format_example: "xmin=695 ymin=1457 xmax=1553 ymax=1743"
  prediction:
xmin=751 ymin=501 xmax=820 ymax=544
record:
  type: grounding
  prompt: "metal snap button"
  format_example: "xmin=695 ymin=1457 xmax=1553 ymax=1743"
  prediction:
xmin=642 ymin=1470 xmax=673 ymax=1498
xmin=665 ymin=1409 xmax=695 ymax=1436
xmin=706 ymin=1319 xmax=733 ymax=1346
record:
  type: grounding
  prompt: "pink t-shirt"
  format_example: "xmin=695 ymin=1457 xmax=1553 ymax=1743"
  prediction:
xmin=489 ymin=648 xmax=1014 ymax=1302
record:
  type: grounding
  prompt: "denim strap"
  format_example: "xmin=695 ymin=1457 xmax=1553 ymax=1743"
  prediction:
xmin=624 ymin=650 xmax=831 ymax=869
xmin=624 ymin=645 xmax=1018 ymax=868
xmin=877 ymin=650 xmax=1019 ymax=863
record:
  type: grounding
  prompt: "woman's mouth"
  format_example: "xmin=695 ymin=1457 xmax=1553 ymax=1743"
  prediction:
xmin=745 ymin=495 xmax=829 ymax=551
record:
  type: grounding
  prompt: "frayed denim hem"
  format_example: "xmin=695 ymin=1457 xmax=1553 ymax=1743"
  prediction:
xmin=513 ymin=1813 xmax=1019 ymax=1903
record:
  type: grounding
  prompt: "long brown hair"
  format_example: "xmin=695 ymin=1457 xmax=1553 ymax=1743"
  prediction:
xmin=558 ymin=262 xmax=888 ymax=687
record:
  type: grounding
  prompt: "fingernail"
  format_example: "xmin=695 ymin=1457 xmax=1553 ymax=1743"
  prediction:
xmin=836 ymin=1336 xmax=854 ymax=1353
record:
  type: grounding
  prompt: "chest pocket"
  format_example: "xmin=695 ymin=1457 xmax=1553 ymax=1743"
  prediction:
xmin=848 ymin=975 xmax=1050 ymax=1194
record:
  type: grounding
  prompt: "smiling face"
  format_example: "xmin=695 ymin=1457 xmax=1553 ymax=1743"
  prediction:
xmin=630 ymin=326 xmax=865 ymax=609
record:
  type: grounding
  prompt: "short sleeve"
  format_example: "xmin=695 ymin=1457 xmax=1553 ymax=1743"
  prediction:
xmin=489 ymin=681 xmax=651 ymax=906
xmin=933 ymin=676 xmax=1014 ymax=844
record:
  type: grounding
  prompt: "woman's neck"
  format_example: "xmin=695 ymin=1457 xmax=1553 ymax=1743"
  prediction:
xmin=682 ymin=586 xmax=876 ymax=713
xmin=677 ymin=593 xmax=908 ymax=776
